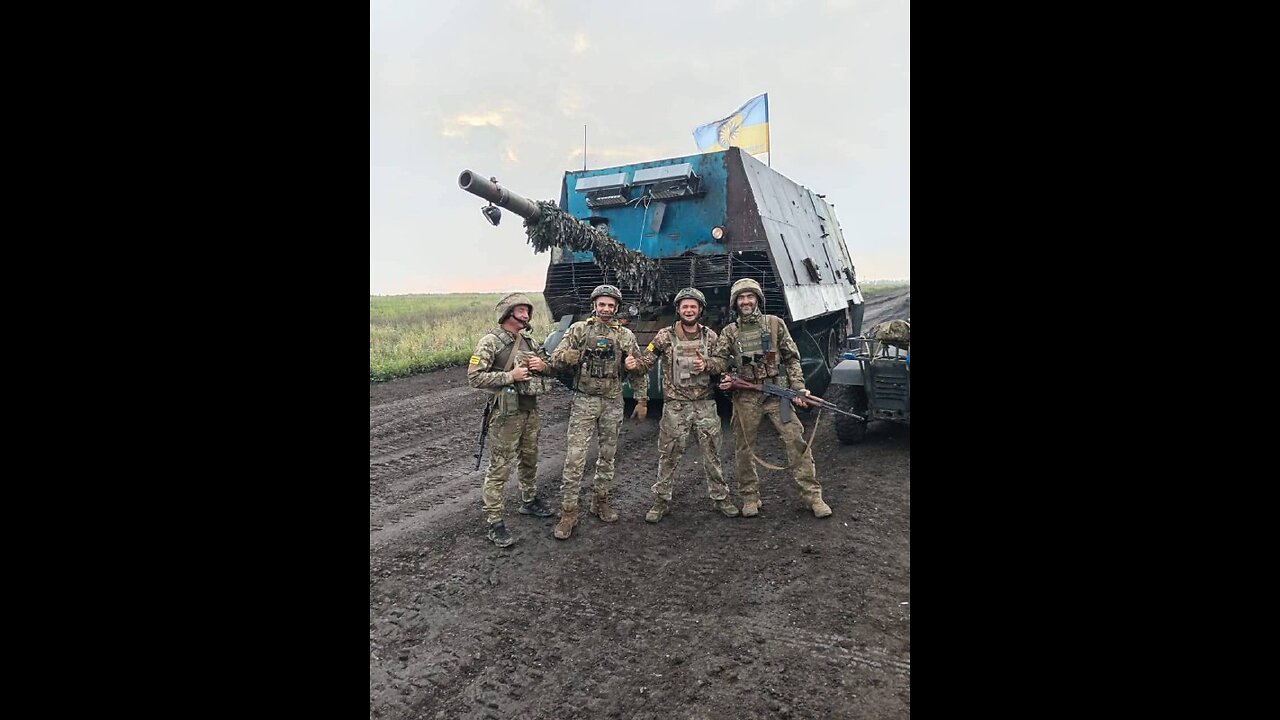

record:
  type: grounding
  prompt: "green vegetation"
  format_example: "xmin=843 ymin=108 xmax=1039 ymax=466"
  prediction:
xmin=370 ymin=293 xmax=552 ymax=382
xmin=371 ymin=283 xmax=908 ymax=382
xmin=861 ymin=280 xmax=910 ymax=296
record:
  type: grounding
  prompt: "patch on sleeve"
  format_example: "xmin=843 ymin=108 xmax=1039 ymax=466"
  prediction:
xmin=646 ymin=342 xmax=655 ymax=353
xmin=469 ymin=355 xmax=481 ymax=365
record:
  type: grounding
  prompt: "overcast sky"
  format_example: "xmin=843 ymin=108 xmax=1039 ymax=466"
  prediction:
xmin=370 ymin=0 xmax=909 ymax=295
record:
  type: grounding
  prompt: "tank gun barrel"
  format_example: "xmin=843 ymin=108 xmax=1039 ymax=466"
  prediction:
xmin=458 ymin=167 xmax=662 ymax=304
xmin=458 ymin=170 xmax=542 ymax=222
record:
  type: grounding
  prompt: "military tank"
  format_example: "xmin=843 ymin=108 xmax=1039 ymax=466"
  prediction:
xmin=459 ymin=146 xmax=864 ymax=404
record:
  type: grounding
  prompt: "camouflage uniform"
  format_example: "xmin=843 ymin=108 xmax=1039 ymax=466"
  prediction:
xmin=706 ymin=281 xmax=826 ymax=513
xmin=549 ymin=315 xmax=648 ymax=512
xmin=635 ymin=320 xmax=730 ymax=508
xmin=467 ymin=304 xmax=552 ymax=526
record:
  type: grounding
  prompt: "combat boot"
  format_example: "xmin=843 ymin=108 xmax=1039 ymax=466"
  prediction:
xmin=487 ymin=521 xmax=514 ymax=548
xmin=645 ymin=498 xmax=669 ymax=523
xmin=811 ymin=497 xmax=833 ymax=518
xmin=741 ymin=498 xmax=760 ymax=517
xmin=590 ymin=492 xmax=619 ymax=523
xmin=553 ymin=507 xmax=579 ymax=540
xmin=713 ymin=499 xmax=741 ymax=517
xmin=518 ymin=496 xmax=554 ymax=517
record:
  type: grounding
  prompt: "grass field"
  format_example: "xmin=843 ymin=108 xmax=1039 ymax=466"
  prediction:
xmin=370 ymin=283 xmax=907 ymax=382
xmin=370 ymin=293 xmax=553 ymax=382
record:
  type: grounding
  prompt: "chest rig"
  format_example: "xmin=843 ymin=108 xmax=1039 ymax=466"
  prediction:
xmin=491 ymin=330 xmax=547 ymax=403
xmin=583 ymin=320 xmax=620 ymax=379
xmin=735 ymin=316 xmax=780 ymax=381
xmin=671 ymin=324 xmax=708 ymax=388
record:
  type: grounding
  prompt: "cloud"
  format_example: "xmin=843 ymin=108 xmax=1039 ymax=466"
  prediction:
xmin=441 ymin=109 xmax=511 ymax=139
xmin=511 ymin=0 xmax=548 ymax=16
xmin=567 ymin=144 xmax=673 ymax=166
xmin=558 ymin=89 xmax=584 ymax=117
xmin=374 ymin=55 xmax=421 ymax=88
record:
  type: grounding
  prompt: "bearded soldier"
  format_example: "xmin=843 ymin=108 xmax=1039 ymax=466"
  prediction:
xmin=633 ymin=287 xmax=738 ymax=523
xmin=547 ymin=284 xmax=649 ymax=540
xmin=706 ymin=278 xmax=833 ymax=519
xmin=467 ymin=292 xmax=556 ymax=548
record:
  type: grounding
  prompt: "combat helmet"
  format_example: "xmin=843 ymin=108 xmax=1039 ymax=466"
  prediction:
xmin=730 ymin=278 xmax=765 ymax=310
xmin=673 ymin=287 xmax=706 ymax=309
xmin=495 ymin=292 xmax=534 ymax=324
xmin=590 ymin=284 xmax=623 ymax=305
xmin=673 ymin=287 xmax=706 ymax=318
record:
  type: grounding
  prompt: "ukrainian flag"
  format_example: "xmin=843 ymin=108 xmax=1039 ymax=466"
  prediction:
xmin=692 ymin=93 xmax=769 ymax=156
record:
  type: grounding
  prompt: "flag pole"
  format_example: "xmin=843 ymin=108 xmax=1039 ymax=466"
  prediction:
xmin=765 ymin=94 xmax=771 ymax=167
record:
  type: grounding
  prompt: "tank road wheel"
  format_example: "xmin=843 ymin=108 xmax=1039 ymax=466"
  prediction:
xmin=827 ymin=383 xmax=869 ymax=444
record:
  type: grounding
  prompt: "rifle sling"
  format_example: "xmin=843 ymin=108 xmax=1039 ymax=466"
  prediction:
xmin=484 ymin=330 xmax=527 ymax=410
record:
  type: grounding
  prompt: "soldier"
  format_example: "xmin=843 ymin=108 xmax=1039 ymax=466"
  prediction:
xmin=547 ymin=284 xmax=649 ymax=540
xmin=633 ymin=287 xmax=738 ymax=522
xmin=467 ymin=292 xmax=556 ymax=547
xmin=706 ymin=278 xmax=833 ymax=519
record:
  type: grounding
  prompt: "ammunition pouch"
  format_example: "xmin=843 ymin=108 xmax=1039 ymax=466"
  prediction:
xmin=737 ymin=352 xmax=780 ymax=382
xmin=583 ymin=339 xmax=619 ymax=379
xmin=493 ymin=386 xmax=520 ymax=416
xmin=735 ymin=317 xmax=781 ymax=382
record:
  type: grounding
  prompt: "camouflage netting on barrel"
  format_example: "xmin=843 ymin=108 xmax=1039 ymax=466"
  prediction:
xmin=524 ymin=199 xmax=661 ymax=303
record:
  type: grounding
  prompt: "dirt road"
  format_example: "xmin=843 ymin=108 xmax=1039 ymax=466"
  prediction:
xmin=370 ymin=289 xmax=910 ymax=719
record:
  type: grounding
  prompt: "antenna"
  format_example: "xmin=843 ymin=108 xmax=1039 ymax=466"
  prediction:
xmin=583 ymin=124 xmax=587 ymax=170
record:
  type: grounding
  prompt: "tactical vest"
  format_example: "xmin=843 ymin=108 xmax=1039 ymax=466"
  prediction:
xmin=584 ymin=334 xmax=619 ymax=379
xmin=489 ymin=330 xmax=546 ymax=408
xmin=735 ymin=315 xmax=782 ymax=382
xmin=671 ymin=323 xmax=709 ymax=389
xmin=574 ymin=320 xmax=625 ymax=397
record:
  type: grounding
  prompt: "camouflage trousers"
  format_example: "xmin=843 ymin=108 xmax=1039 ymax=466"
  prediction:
xmin=730 ymin=391 xmax=822 ymax=504
xmin=481 ymin=407 xmax=541 ymax=524
xmin=653 ymin=398 xmax=728 ymax=502
xmin=559 ymin=393 xmax=623 ymax=510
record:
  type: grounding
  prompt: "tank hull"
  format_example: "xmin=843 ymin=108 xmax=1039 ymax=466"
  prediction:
xmin=545 ymin=148 xmax=864 ymax=398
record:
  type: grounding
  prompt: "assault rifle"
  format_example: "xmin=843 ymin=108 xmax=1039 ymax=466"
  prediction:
xmin=722 ymin=374 xmax=865 ymax=423
xmin=474 ymin=399 xmax=493 ymax=471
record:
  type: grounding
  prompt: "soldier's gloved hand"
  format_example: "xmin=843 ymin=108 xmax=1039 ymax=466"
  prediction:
xmin=510 ymin=366 xmax=530 ymax=382
xmin=561 ymin=349 xmax=581 ymax=366
xmin=631 ymin=401 xmax=648 ymax=423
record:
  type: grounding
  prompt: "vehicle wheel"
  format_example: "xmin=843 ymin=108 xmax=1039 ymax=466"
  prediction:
xmin=827 ymin=383 xmax=868 ymax=444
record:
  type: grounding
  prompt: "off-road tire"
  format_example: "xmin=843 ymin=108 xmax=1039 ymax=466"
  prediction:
xmin=827 ymin=383 xmax=869 ymax=444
